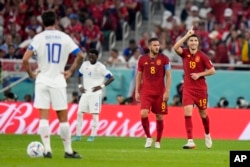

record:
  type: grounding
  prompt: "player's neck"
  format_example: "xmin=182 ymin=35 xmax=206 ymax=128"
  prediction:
xmin=189 ymin=48 xmax=198 ymax=55
xmin=149 ymin=52 xmax=157 ymax=59
xmin=45 ymin=26 xmax=56 ymax=30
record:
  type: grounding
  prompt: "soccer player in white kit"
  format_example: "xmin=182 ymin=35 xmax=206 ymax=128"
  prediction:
xmin=72 ymin=49 xmax=114 ymax=142
xmin=22 ymin=10 xmax=85 ymax=159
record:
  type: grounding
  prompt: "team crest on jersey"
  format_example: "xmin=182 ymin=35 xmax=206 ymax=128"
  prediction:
xmin=195 ymin=56 xmax=200 ymax=62
xmin=156 ymin=59 xmax=161 ymax=65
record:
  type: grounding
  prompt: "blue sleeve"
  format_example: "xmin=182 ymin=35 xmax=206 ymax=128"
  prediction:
xmin=105 ymin=73 xmax=112 ymax=79
xmin=165 ymin=63 xmax=171 ymax=70
xmin=71 ymin=48 xmax=81 ymax=56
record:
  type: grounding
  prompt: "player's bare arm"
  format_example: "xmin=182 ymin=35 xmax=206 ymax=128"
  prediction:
xmin=92 ymin=75 xmax=115 ymax=92
xmin=22 ymin=49 xmax=39 ymax=79
xmin=135 ymin=71 xmax=142 ymax=102
xmin=190 ymin=67 xmax=216 ymax=80
xmin=64 ymin=52 xmax=85 ymax=79
xmin=173 ymin=26 xmax=195 ymax=55
xmin=163 ymin=70 xmax=171 ymax=101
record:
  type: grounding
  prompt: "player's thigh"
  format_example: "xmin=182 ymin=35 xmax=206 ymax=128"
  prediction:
xmin=194 ymin=90 xmax=208 ymax=110
xmin=34 ymin=83 xmax=50 ymax=109
xmin=182 ymin=88 xmax=195 ymax=106
xmin=151 ymin=95 xmax=168 ymax=115
xmin=89 ymin=94 xmax=102 ymax=114
xmin=50 ymin=87 xmax=68 ymax=110
xmin=140 ymin=95 xmax=152 ymax=110
xmin=78 ymin=94 xmax=89 ymax=113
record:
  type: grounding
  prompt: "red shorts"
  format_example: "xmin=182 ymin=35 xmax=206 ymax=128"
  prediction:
xmin=182 ymin=88 xmax=208 ymax=110
xmin=140 ymin=94 xmax=168 ymax=115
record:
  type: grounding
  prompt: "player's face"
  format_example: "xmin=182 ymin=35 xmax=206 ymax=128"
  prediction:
xmin=187 ymin=37 xmax=199 ymax=50
xmin=149 ymin=41 xmax=160 ymax=54
xmin=88 ymin=53 xmax=98 ymax=64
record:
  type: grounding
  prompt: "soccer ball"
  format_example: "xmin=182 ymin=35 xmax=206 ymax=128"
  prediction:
xmin=27 ymin=141 xmax=45 ymax=158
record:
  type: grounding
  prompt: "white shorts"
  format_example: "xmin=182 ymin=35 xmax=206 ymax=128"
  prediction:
xmin=34 ymin=83 xmax=67 ymax=110
xmin=78 ymin=93 xmax=102 ymax=114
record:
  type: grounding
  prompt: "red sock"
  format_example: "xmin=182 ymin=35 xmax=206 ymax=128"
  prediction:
xmin=141 ymin=117 xmax=151 ymax=138
xmin=202 ymin=116 xmax=210 ymax=134
xmin=185 ymin=116 xmax=193 ymax=139
xmin=156 ymin=120 xmax=163 ymax=142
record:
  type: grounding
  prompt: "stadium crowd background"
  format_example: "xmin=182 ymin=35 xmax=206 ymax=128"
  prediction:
xmin=0 ymin=0 xmax=250 ymax=105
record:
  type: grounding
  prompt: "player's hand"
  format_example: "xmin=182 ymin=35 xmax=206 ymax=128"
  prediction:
xmin=163 ymin=91 xmax=169 ymax=101
xmin=92 ymin=86 xmax=102 ymax=92
xmin=63 ymin=70 xmax=73 ymax=80
xmin=135 ymin=92 xmax=140 ymax=102
xmin=79 ymin=87 xmax=86 ymax=93
xmin=29 ymin=70 xmax=40 ymax=79
xmin=186 ymin=26 xmax=195 ymax=37
xmin=190 ymin=73 xmax=200 ymax=80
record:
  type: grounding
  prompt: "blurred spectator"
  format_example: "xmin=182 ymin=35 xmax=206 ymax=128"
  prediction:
xmin=195 ymin=21 xmax=210 ymax=53
xmin=24 ymin=16 xmax=42 ymax=34
xmin=81 ymin=18 xmax=101 ymax=50
xmin=123 ymin=39 xmax=139 ymax=62
xmin=4 ymin=91 xmax=17 ymax=102
xmin=24 ymin=94 xmax=33 ymax=102
xmin=71 ymin=91 xmax=80 ymax=104
xmin=162 ymin=0 xmax=176 ymax=15
xmin=185 ymin=5 xmax=200 ymax=30
xmin=227 ymin=30 xmax=242 ymax=65
xmin=204 ymin=9 xmax=216 ymax=32
xmin=88 ymin=0 xmax=107 ymax=26
xmin=139 ymin=0 xmax=149 ymax=20
xmin=106 ymin=48 xmax=126 ymax=67
xmin=162 ymin=40 xmax=181 ymax=63
xmin=0 ymin=34 xmax=16 ymax=53
xmin=169 ymin=95 xmax=182 ymax=106
xmin=180 ymin=0 xmax=193 ymax=23
xmin=241 ymin=30 xmax=250 ymax=64
xmin=139 ymin=31 xmax=150 ymax=53
xmin=3 ymin=43 xmax=22 ymax=59
xmin=65 ymin=13 xmax=83 ymax=45
xmin=123 ymin=0 xmax=141 ymax=30
xmin=209 ymin=30 xmax=229 ymax=65
xmin=127 ymin=47 xmax=141 ymax=68
xmin=161 ymin=10 xmax=181 ymax=32
xmin=199 ymin=0 xmax=212 ymax=20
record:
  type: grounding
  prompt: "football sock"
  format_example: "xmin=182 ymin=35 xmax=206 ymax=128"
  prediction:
xmin=90 ymin=114 xmax=99 ymax=137
xmin=76 ymin=112 xmax=83 ymax=136
xmin=156 ymin=120 xmax=163 ymax=142
xmin=59 ymin=122 xmax=73 ymax=154
xmin=141 ymin=117 xmax=151 ymax=138
xmin=39 ymin=119 xmax=52 ymax=153
xmin=202 ymin=116 xmax=210 ymax=134
xmin=185 ymin=116 xmax=193 ymax=139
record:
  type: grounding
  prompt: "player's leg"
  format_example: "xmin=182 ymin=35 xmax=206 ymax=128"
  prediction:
xmin=51 ymin=87 xmax=81 ymax=158
xmin=182 ymin=104 xmax=196 ymax=149
xmin=196 ymin=90 xmax=212 ymax=148
xmin=87 ymin=94 xmax=102 ymax=141
xmin=155 ymin=114 xmax=163 ymax=148
xmin=34 ymin=84 xmax=52 ymax=158
xmin=72 ymin=95 xmax=87 ymax=141
xmin=199 ymin=109 xmax=212 ymax=148
xmin=182 ymin=89 xmax=196 ymax=149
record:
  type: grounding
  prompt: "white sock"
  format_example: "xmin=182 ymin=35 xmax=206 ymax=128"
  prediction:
xmin=39 ymin=119 xmax=51 ymax=153
xmin=59 ymin=122 xmax=73 ymax=154
xmin=90 ymin=114 xmax=99 ymax=137
xmin=76 ymin=112 xmax=83 ymax=136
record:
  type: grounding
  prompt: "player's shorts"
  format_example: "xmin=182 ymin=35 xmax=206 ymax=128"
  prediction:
xmin=140 ymin=94 xmax=168 ymax=115
xmin=78 ymin=93 xmax=102 ymax=114
xmin=34 ymin=83 xmax=67 ymax=110
xmin=182 ymin=88 xmax=208 ymax=110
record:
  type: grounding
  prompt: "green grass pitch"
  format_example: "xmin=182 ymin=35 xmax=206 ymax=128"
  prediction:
xmin=0 ymin=134 xmax=248 ymax=167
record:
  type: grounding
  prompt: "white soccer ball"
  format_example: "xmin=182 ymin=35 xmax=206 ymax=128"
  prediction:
xmin=27 ymin=141 xmax=45 ymax=158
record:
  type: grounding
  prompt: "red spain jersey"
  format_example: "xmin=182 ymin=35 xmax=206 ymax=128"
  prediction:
xmin=138 ymin=54 xmax=170 ymax=95
xmin=180 ymin=48 xmax=214 ymax=90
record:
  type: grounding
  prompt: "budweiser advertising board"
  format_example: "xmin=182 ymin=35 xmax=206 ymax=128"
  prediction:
xmin=0 ymin=102 xmax=249 ymax=140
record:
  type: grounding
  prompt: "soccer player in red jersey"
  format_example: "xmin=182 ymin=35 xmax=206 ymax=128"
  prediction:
xmin=135 ymin=37 xmax=171 ymax=148
xmin=173 ymin=26 xmax=215 ymax=149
